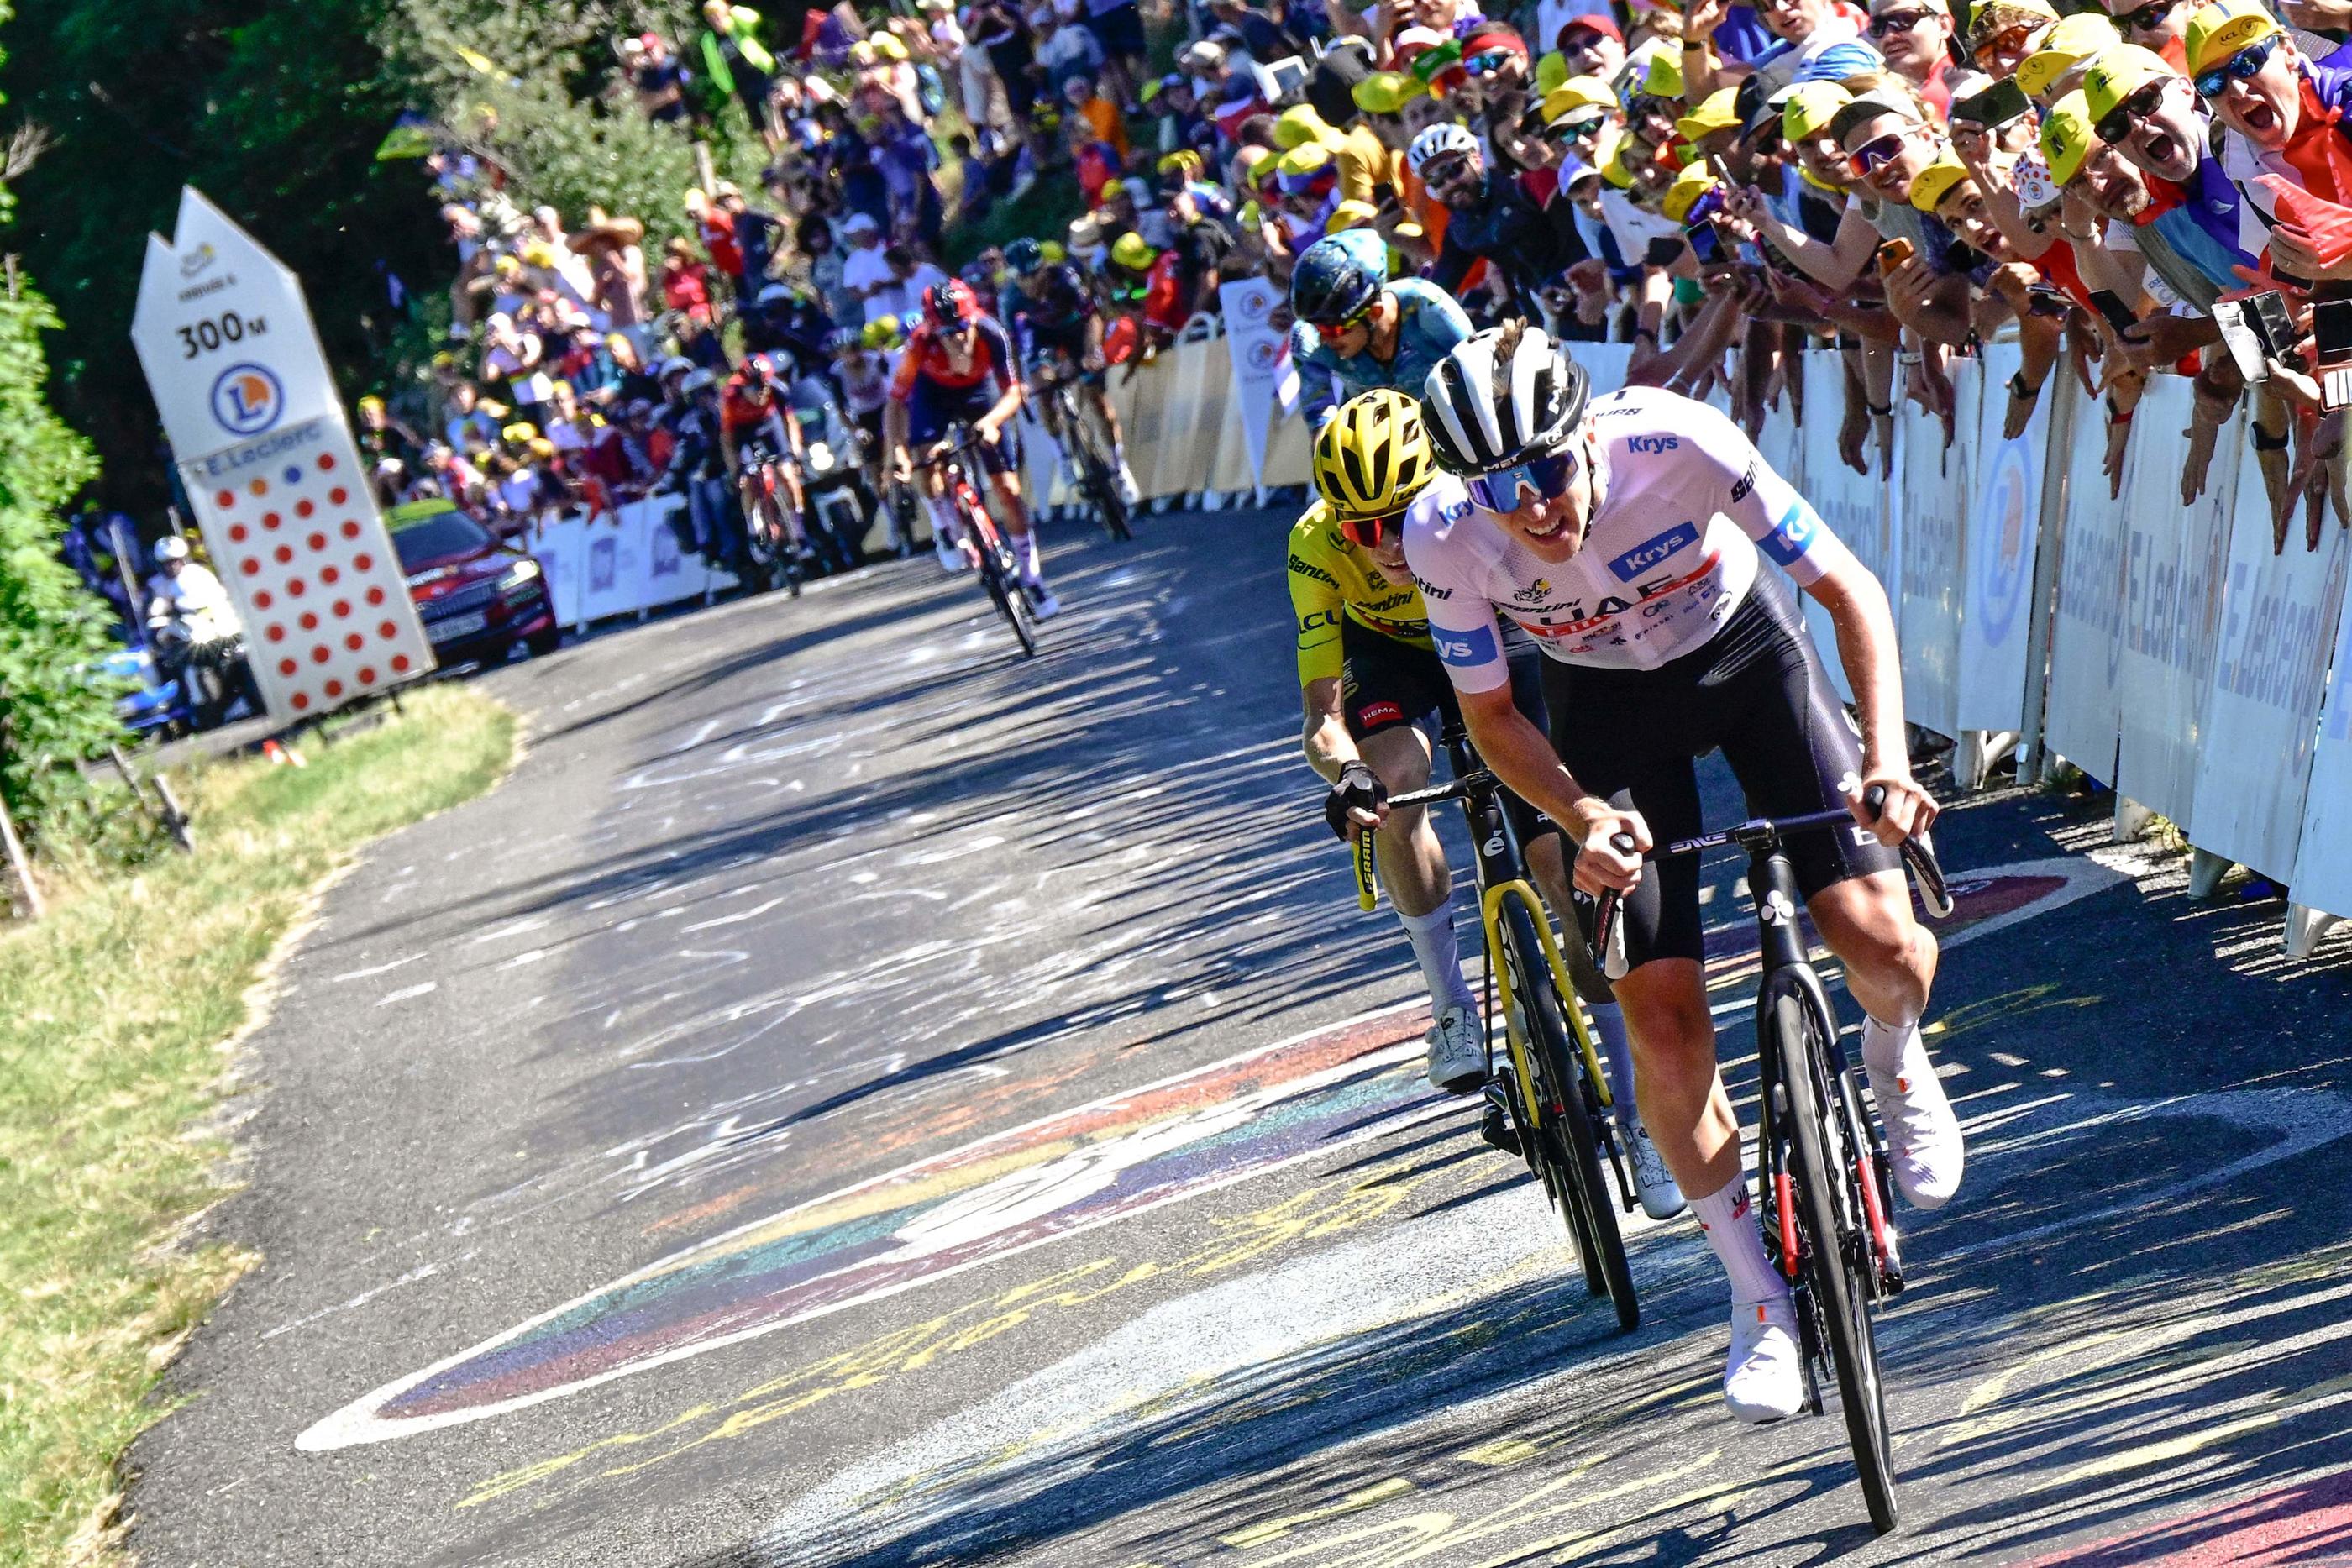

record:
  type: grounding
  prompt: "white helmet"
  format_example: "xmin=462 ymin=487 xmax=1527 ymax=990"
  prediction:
xmin=155 ymin=536 xmax=192 ymax=564
xmin=1420 ymin=324 xmax=1591 ymax=475
xmin=1406 ymin=122 xmax=1479 ymax=177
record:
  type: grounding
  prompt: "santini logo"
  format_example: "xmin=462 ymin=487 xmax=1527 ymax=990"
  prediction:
xmin=1625 ymin=434 xmax=1680 ymax=454
xmin=1608 ymin=521 xmax=1699 ymax=581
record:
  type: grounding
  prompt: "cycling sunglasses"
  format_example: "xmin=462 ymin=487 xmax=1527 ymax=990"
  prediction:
xmin=1338 ymin=508 xmax=1406 ymax=550
xmin=1466 ymin=448 xmax=1581 ymax=513
xmin=1848 ymin=128 xmax=1914 ymax=177
xmin=1547 ymin=114 xmax=1607 ymax=142
xmin=1418 ymin=152 xmax=1474 ymax=186
xmin=2113 ymin=0 xmax=2175 ymax=29
xmin=2195 ymin=34 xmax=2277 ymax=97
xmin=2093 ymin=77 xmax=2172 ymax=145
xmin=1314 ymin=302 xmax=1377 ymax=341
xmin=1971 ymin=23 xmax=2038 ymax=63
xmin=1463 ymin=49 xmax=1520 ymax=76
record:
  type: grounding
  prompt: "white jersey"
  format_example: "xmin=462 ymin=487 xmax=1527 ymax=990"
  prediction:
xmin=1403 ymin=387 xmax=1850 ymax=691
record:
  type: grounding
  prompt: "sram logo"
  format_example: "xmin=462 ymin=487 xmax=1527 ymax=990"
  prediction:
xmin=1608 ymin=520 xmax=1699 ymax=582
xmin=1625 ymin=434 xmax=1680 ymax=454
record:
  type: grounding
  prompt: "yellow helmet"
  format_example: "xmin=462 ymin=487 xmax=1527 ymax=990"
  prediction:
xmin=1311 ymin=389 xmax=1438 ymax=522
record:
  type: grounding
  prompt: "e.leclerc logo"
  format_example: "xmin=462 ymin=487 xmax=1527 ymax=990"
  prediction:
xmin=209 ymin=363 xmax=284 ymax=437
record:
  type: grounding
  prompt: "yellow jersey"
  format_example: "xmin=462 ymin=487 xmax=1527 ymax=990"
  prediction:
xmin=1286 ymin=501 xmax=1431 ymax=686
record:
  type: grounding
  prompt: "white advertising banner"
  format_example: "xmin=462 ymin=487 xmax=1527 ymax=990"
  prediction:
xmin=2290 ymin=564 xmax=2352 ymax=922
xmin=1219 ymin=278 xmax=1285 ymax=492
xmin=130 ymin=188 xmax=435 ymax=720
xmin=2042 ymin=381 xmax=2130 ymax=783
xmin=2111 ymin=376 xmax=2235 ymax=832
xmin=1896 ymin=383 xmax=1971 ymax=742
xmin=532 ymin=513 xmax=590 ymax=628
xmin=1956 ymin=341 xmax=2048 ymax=734
xmin=2191 ymin=494 xmax=2350 ymax=884
xmin=1796 ymin=354 xmax=1884 ymax=705
xmin=532 ymin=498 xmax=732 ymax=629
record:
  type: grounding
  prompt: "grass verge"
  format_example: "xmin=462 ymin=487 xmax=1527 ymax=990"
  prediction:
xmin=0 ymin=685 xmax=518 ymax=1567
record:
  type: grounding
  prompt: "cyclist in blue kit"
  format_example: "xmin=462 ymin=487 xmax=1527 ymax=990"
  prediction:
xmin=1288 ymin=229 xmax=1475 ymax=400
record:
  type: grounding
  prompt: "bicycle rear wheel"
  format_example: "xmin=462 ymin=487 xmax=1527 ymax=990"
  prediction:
xmin=1777 ymin=990 xmax=1900 ymax=1534
xmin=1507 ymin=901 xmax=1638 ymax=1334
xmin=1081 ymin=448 xmax=1133 ymax=542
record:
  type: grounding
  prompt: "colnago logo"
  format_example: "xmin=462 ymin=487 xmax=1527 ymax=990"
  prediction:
xmin=1625 ymin=434 xmax=1680 ymax=454
xmin=1608 ymin=520 xmax=1700 ymax=582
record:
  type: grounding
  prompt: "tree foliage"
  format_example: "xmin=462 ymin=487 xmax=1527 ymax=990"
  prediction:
xmin=0 ymin=2 xmax=122 ymax=841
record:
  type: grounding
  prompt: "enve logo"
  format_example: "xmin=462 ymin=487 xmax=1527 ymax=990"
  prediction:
xmin=208 ymin=363 xmax=283 ymax=437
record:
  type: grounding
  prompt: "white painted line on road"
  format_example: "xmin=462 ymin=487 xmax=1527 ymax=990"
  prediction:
xmin=375 ymin=982 xmax=438 ymax=1006
xmin=329 ymin=954 xmax=423 ymax=983
xmin=681 ymin=898 xmax=786 ymax=932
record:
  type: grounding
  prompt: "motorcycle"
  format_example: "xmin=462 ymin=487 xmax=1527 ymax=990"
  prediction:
xmin=150 ymin=612 xmax=261 ymax=732
xmin=791 ymin=391 xmax=879 ymax=567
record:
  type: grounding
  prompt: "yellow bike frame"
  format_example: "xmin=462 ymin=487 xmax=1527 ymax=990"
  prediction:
xmin=1479 ymin=878 xmax=1614 ymax=1128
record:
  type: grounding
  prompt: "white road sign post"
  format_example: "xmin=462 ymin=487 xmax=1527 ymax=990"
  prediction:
xmin=130 ymin=187 xmax=436 ymax=721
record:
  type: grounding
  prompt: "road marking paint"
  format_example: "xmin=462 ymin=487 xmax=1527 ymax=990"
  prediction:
xmin=680 ymin=898 xmax=785 ymax=932
xmin=329 ymin=954 xmax=422 ymax=983
xmin=375 ymin=982 xmax=438 ymax=1007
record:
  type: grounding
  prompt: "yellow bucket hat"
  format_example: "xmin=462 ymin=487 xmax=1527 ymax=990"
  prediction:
xmin=2040 ymin=88 xmax=2098 ymax=183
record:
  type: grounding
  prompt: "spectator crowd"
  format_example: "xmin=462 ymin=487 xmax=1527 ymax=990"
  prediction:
xmin=357 ymin=0 xmax=2352 ymax=578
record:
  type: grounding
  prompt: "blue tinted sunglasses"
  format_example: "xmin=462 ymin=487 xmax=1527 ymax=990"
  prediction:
xmin=2195 ymin=34 xmax=2276 ymax=98
xmin=1467 ymin=449 xmax=1580 ymax=512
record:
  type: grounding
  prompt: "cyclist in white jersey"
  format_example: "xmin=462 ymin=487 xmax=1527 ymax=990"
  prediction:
xmin=1404 ymin=323 xmax=1965 ymax=1427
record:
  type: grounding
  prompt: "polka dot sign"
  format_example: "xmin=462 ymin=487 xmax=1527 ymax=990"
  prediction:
xmin=181 ymin=417 xmax=435 ymax=718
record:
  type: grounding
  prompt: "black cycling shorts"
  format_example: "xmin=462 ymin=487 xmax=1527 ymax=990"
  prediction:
xmin=1542 ymin=568 xmax=1899 ymax=970
xmin=904 ymin=380 xmax=1023 ymax=475
xmin=1344 ymin=617 xmax=1557 ymax=846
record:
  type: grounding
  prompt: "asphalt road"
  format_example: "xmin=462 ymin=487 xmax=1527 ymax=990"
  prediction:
xmin=128 ymin=504 xmax=2352 ymax=1568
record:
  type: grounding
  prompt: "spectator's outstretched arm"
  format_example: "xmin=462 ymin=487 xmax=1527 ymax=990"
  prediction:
xmin=1727 ymin=186 xmax=1878 ymax=291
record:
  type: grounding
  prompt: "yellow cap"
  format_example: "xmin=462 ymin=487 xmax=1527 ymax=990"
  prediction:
xmin=1661 ymin=167 xmax=1717 ymax=222
xmin=1674 ymin=86 xmax=1742 ymax=143
xmin=2082 ymin=43 xmax=2179 ymax=123
xmin=1782 ymin=81 xmax=1852 ymax=142
xmin=1535 ymin=50 xmax=1570 ymax=94
xmin=358 ymin=394 xmax=386 ymax=415
xmin=2186 ymin=0 xmax=2283 ymax=76
xmin=1640 ymin=50 xmax=1684 ymax=100
xmin=1110 ymin=231 xmax=1158 ymax=270
xmin=1603 ymin=145 xmax=1639 ymax=186
xmin=1277 ymin=142 xmax=1335 ymax=177
xmin=1352 ymin=71 xmax=1423 ymax=114
xmin=1326 ymin=198 xmax=1380 ymax=233
xmin=872 ymin=31 xmax=907 ymax=59
xmin=1274 ymin=104 xmax=1333 ymax=149
xmin=2041 ymin=87 xmax=2098 ymax=182
xmin=1234 ymin=144 xmax=1276 ymax=176
xmin=1545 ymin=76 xmax=1620 ymax=122
xmin=501 ymin=421 xmax=538 ymax=445
xmin=2014 ymin=12 xmax=2119 ymax=97
xmin=1908 ymin=155 xmax=1973 ymax=212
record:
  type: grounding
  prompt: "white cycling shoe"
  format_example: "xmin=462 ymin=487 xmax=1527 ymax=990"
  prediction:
xmin=1024 ymin=584 xmax=1062 ymax=620
xmin=1623 ymin=1119 xmax=1686 ymax=1220
xmin=1725 ymin=1296 xmax=1806 ymax=1425
xmin=1117 ymin=460 xmax=1142 ymax=505
xmin=1867 ymin=1033 xmax=1966 ymax=1210
xmin=933 ymin=535 xmax=970 ymax=574
xmin=1425 ymin=1002 xmax=1486 ymax=1095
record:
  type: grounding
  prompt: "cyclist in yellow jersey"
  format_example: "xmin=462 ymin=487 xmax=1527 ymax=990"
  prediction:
xmin=1293 ymin=393 xmax=1683 ymax=1218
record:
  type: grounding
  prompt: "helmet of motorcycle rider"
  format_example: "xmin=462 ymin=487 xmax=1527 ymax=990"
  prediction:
xmin=155 ymin=536 xmax=192 ymax=565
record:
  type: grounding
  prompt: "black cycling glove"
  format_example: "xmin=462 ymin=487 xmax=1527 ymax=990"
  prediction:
xmin=1323 ymin=760 xmax=1387 ymax=841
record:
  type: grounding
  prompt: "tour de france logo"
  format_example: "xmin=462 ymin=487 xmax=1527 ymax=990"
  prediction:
xmin=209 ymin=363 xmax=284 ymax=438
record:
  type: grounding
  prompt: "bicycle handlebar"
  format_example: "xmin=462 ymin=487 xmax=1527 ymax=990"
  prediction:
xmin=1590 ymin=784 xmax=1952 ymax=982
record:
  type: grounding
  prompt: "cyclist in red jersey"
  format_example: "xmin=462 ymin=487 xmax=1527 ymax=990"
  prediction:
xmin=885 ymin=279 xmax=1061 ymax=616
xmin=720 ymin=354 xmax=810 ymax=520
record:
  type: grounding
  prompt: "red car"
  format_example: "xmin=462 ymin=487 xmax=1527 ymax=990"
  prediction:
xmin=388 ymin=500 xmax=561 ymax=666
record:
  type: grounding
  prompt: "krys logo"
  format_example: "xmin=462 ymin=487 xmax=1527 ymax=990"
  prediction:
xmin=209 ymin=363 xmax=283 ymax=437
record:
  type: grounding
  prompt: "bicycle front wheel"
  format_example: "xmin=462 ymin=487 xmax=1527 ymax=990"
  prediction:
xmin=1777 ymin=990 xmax=1899 ymax=1534
xmin=974 ymin=527 xmax=1037 ymax=658
xmin=1507 ymin=901 xmax=1637 ymax=1334
xmin=1083 ymin=448 xmax=1133 ymax=541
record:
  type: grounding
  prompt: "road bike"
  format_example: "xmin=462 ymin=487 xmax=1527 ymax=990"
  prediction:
xmin=737 ymin=446 xmax=807 ymax=598
xmin=917 ymin=433 xmax=1040 ymax=658
xmin=1355 ymin=714 xmax=1638 ymax=1332
xmin=1030 ymin=365 xmax=1134 ymax=543
xmin=1592 ymin=790 xmax=1952 ymax=1534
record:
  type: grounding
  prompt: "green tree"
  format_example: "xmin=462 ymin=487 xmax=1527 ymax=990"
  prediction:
xmin=0 ymin=0 xmax=441 ymax=515
xmin=0 ymin=1 xmax=122 ymax=842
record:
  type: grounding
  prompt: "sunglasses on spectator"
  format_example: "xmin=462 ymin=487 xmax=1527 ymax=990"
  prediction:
xmin=2194 ymin=34 xmax=2277 ymax=97
xmin=2093 ymin=77 xmax=2173 ymax=144
xmin=1868 ymin=9 xmax=1933 ymax=36
xmin=1547 ymin=115 xmax=1606 ymax=141
xmin=1338 ymin=509 xmax=1406 ymax=550
xmin=1463 ymin=49 xmax=1520 ymax=76
xmin=1420 ymin=153 xmax=1473 ymax=185
xmin=1972 ymin=23 xmax=2039 ymax=62
xmin=2113 ymin=0 xmax=2175 ymax=29
xmin=1848 ymin=127 xmax=1914 ymax=176
xmin=1467 ymin=448 xmax=1582 ymax=513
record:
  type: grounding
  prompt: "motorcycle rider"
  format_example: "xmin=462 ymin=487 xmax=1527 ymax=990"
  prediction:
xmin=146 ymin=536 xmax=260 ymax=727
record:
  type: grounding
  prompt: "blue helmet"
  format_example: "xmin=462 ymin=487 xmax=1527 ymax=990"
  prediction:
xmin=1290 ymin=231 xmax=1388 ymax=328
xmin=1004 ymin=237 xmax=1046 ymax=275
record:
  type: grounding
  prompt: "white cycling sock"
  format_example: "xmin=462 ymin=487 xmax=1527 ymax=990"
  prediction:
xmin=1692 ymin=1177 xmax=1789 ymax=1305
xmin=1590 ymin=1001 xmax=1641 ymax=1127
xmin=1861 ymin=1014 xmax=1919 ymax=1078
xmin=925 ymin=495 xmax=962 ymax=546
xmin=1397 ymin=901 xmax=1477 ymax=1015
xmin=1014 ymin=526 xmax=1044 ymax=585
